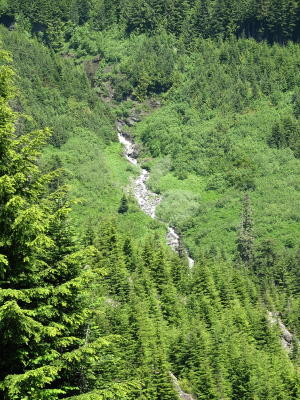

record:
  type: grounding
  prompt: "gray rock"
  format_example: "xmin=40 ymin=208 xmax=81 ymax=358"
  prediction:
xmin=118 ymin=119 xmax=195 ymax=267
xmin=268 ymin=311 xmax=297 ymax=352
xmin=169 ymin=373 xmax=196 ymax=400
xmin=126 ymin=117 xmax=136 ymax=127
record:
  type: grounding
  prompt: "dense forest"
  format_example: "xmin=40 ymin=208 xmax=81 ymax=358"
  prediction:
xmin=3 ymin=0 xmax=300 ymax=43
xmin=0 ymin=1 xmax=300 ymax=399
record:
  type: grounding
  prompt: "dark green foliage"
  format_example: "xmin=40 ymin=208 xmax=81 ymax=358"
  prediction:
xmin=3 ymin=0 xmax=300 ymax=44
xmin=70 ymin=0 xmax=91 ymax=25
xmin=89 ymin=0 xmax=120 ymax=30
xmin=292 ymin=87 xmax=300 ymax=119
xmin=1 ymin=3 xmax=300 ymax=400
xmin=118 ymin=194 xmax=129 ymax=214
xmin=130 ymin=36 xmax=300 ymax=256
xmin=113 ymin=32 xmax=176 ymax=99
xmin=268 ymin=117 xmax=300 ymax=158
xmin=236 ymin=194 xmax=255 ymax=267
xmin=0 ymin=52 xmax=90 ymax=399
xmin=254 ymin=239 xmax=279 ymax=280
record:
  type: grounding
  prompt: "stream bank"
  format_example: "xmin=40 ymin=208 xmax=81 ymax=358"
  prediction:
xmin=117 ymin=116 xmax=196 ymax=400
xmin=117 ymin=119 xmax=194 ymax=269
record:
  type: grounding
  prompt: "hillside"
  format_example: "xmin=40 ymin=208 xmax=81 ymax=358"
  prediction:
xmin=0 ymin=2 xmax=300 ymax=400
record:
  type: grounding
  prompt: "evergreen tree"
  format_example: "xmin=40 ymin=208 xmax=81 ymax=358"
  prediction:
xmin=130 ymin=287 xmax=179 ymax=400
xmin=187 ymin=324 xmax=217 ymax=400
xmin=254 ymin=239 xmax=278 ymax=280
xmin=0 ymin=50 xmax=93 ymax=400
xmin=292 ymin=87 xmax=300 ymax=119
xmin=70 ymin=0 xmax=91 ymax=25
xmin=191 ymin=0 xmax=211 ymax=38
xmin=268 ymin=117 xmax=300 ymax=158
xmin=94 ymin=219 xmax=130 ymax=301
xmin=118 ymin=194 xmax=129 ymax=214
xmin=123 ymin=237 xmax=137 ymax=272
xmin=236 ymin=193 xmax=255 ymax=267
xmin=89 ymin=0 xmax=120 ymax=30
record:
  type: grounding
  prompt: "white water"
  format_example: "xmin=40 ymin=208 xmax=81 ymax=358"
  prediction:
xmin=166 ymin=227 xmax=195 ymax=269
xmin=187 ymin=256 xmax=195 ymax=269
xmin=118 ymin=132 xmax=138 ymax=166
xmin=118 ymin=127 xmax=195 ymax=268
xmin=118 ymin=132 xmax=161 ymax=218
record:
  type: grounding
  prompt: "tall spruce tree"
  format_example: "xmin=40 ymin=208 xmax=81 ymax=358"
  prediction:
xmin=0 ymin=50 xmax=96 ymax=400
xmin=236 ymin=193 xmax=255 ymax=267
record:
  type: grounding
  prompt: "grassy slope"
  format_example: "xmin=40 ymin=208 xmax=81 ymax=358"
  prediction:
xmin=1 ymin=22 xmax=300 ymax=400
xmin=137 ymin=96 xmax=299 ymax=256
xmin=3 ymin=25 xmax=299 ymax=256
xmin=0 ymin=26 xmax=163 ymax=240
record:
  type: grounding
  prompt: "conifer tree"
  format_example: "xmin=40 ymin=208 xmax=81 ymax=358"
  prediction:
xmin=292 ymin=87 xmax=300 ymax=119
xmin=236 ymin=193 xmax=255 ymax=267
xmin=93 ymin=219 xmax=130 ymax=301
xmin=0 ymin=50 xmax=95 ymax=400
xmin=254 ymin=239 xmax=278 ymax=280
xmin=123 ymin=237 xmax=137 ymax=272
xmin=191 ymin=0 xmax=211 ymax=38
xmin=130 ymin=284 xmax=179 ymax=400
xmin=118 ymin=194 xmax=129 ymax=214
xmin=186 ymin=323 xmax=217 ymax=400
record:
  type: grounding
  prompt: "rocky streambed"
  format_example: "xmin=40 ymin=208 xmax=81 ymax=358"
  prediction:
xmin=118 ymin=129 xmax=160 ymax=219
xmin=268 ymin=311 xmax=298 ymax=352
xmin=117 ymin=120 xmax=194 ymax=269
xmin=117 ymin=118 xmax=196 ymax=400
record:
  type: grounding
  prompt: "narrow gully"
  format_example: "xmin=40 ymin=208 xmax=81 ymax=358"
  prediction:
xmin=117 ymin=121 xmax=194 ymax=269
xmin=117 ymin=120 xmax=196 ymax=400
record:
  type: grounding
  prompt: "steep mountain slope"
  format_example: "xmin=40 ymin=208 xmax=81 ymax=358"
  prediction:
xmin=0 ymin=3 xmax=300 ymax=399
xmin=0 ymin=26 xmax=163 ymax=240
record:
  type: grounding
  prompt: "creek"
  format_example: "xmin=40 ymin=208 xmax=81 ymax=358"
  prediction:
xmin=117 ymin=120 xmax=194 ymax=269
xmin=117 ymin=118 xmax=195 ymax=399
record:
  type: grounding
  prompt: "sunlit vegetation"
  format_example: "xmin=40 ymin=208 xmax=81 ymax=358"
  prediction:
xmin=0 ymin=1 xmax=300 ymax=399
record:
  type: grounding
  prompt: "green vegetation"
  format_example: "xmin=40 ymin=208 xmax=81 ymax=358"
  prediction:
xmin=2 ymin=0 xmax=300 ymax=45
xmin=130 ymin=37 xmax=300 ymax=257
xmin=0 ymin=26 xmax=163 ymax=239
xmin=0 ymin=1 xmax=300 ymax=399
xmin=0 ymin=51 xmax=104 ymax=399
